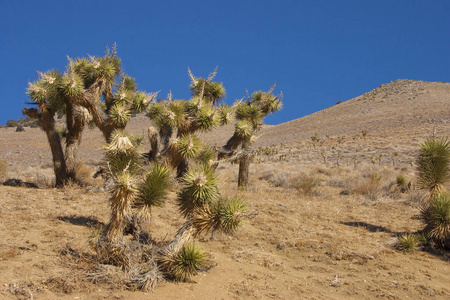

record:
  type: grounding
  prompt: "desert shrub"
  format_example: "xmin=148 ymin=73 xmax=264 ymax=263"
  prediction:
xmin=353 ymin=173 xmax=383 ymax=200
xmin=417 ymin=231 xmax=431 ymax=247
xmin=421 ymin=193 xmax=450 ymax=248
xmin=416 ymin=137 xmax=450 ymax=198
xmin=73 ymin=161 xmax=97 ymax=186
xmin=5 ymin=119 xmax=18 ymax=127
xmin=396 ymin=174 xmax=407 ymax=187
xmin=158 ymin=243 xmax=206 ymax=282
xmin=396 ymin=234 xmax=421 ymax=252
xmin=0 ymin=159 xmax=8 ymax=180
xmin=15 ymin=124 xmax=25 ymax=132
xmin=290 ymin=174 xmax=320 ymax=195
xmin=259 ymin=172 xmax=290 ymax=187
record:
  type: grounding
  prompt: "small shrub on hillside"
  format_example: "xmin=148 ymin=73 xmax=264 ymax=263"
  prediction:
xmin=0 ymin=159 xmax=8 ymax=180
xmin=416 ymin=137 xmax=450 ymax=198
xmin=5 ymin=119 xmax=18 ymax=127
xmin=396 ymin=175 xmax=406 ymax=187
xmin=354 ymin=174 xmax=382 ymax=200
xmin=159 ymin=243 xmax=206 ymax=282
xmin=421 ymin=193 xmax=450 ymax=248
xmin=290 ymin=174 xmax=320 ymax=195
xmin=15 ymin=124 xmax=25 ymax=132
xmin=397 ymin=234 xmax=421 ymax=252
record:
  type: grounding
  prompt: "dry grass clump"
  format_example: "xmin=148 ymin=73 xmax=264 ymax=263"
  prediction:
xmin=352 ymin=172 xmax=383 ymax=200
xmin=44 ymin=241 xmax=165 ymax=295
xmin=0 ymin=158 xmax=8 ymax=181
xmin=2 ymin=280 xmax=43 ymax=299
xmin=290 ymin=174 xmax=320 ymax=195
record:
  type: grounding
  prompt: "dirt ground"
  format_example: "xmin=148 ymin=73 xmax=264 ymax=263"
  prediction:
xmin=0 ymin=79 xmax=449 ymax=299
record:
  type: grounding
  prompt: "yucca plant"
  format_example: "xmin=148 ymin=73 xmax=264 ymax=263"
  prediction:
xmin=416 ymin=137 xmax=450 ymax=199
xmin=158 ymin=243 xmax=206 ymax=282
xmin=220 ymin=85 xmax=283 ymax=188
xmin=134 ymin=164 xmax=172 ymax=211
xmin=397 ymin=234 xmax=421 ymax=252
xmin=416 ymin=137 xmax=450 ymax=249
xmin=23 ymin=45 xmax=158 ymax=186
xmin=422 ymin=193 xmax=450 ymax=248
xmin=193 ymin=196 xmax=248 ymax=239
xmin=177 ymin=165 xmax=219 ymax=217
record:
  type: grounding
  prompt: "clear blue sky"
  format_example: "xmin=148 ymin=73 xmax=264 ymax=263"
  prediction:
xmin=1 ymin=0 xmax=449 ymax=125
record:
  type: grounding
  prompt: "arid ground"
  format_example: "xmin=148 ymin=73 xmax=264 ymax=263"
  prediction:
xmin=0 ymin=79 xmax=449 ymax=299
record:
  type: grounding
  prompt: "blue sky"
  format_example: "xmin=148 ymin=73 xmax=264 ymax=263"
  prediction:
xmin=1 ymin=0 xmax=449 ymax=125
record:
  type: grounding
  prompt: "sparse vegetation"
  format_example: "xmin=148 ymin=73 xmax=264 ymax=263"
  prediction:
xmin=291 ymin=174 xmax=320 ymax=195
xmin=397 ymin=234 xmax=421 ymax=252
xmin=0 ymin=159 xmax=8 ymax=180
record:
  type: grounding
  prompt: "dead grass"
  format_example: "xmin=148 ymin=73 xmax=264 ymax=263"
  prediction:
xmin=0 ymin=158 xmax=8 ymax=181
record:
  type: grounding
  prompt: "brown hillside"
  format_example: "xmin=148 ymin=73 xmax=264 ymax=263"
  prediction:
xmin=199 ymin=79 xmax=450 ymax=147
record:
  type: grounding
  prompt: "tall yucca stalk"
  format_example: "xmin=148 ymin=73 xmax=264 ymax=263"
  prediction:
xmin=104 ymin=131 xmax=142 ymax=242
xmin=106 ymin=171 xmax=137 ymax=242
xmin=416 ymin=137 xmax=450 ymax=199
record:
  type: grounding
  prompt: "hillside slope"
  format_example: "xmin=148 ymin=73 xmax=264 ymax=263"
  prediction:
xmin=199 ymin=79 xmax=450 ymax=147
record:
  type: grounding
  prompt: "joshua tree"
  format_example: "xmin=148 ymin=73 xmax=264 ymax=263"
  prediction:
xmin=392 ymin=152 xmax=399 ymax=167
xmin=24 ymin=45 xmax=157 ymax=185
xmin=99 ymin=130 xmax=249 ymax=282
xmin=146 ymin=69 xmax=282 ymax=189
xmin=361 ymin=130 xmax=368 ymax=140
xmin=146 ymin=68 xmax=232 ymax=177
xmin=310 ymin=134 xmax=320 ymax=148
xmin=219 ymin=86 xmax=283 ymax=188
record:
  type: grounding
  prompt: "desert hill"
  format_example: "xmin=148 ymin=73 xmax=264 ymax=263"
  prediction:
xmin=198 ymin=79 xmax=450 ymax=147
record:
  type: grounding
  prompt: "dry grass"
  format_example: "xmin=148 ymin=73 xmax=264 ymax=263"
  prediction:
xmin=0 ymin=159 xmax=8 ymax=181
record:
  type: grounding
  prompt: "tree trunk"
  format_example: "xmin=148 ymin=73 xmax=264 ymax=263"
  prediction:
xmin=237 ymin=138 xmax=253 ymax=189
xmin=23 ymin=108 xmax=68 ymax=187
xmin=65 ymin=104 xmax=87 ymax=180
xmin=238 ymin=154 xmax=251 ymax=189
xmin=46 ymin=129 xmax=69 ymax=187
xmin=177 ymin=158 xmax=189 ymax=178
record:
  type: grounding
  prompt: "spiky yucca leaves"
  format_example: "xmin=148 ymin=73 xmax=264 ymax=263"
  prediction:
xmin=422 ymin=193 xmax=450 ymax=247
xmin=134 ymin=164 xmax=172 ymax=210
xmin=177 ymin=134 xmax=202 ymax=159
xmin=104 ymin=130 xmax=142 ymax=175
xmin=235 ymin=120 xmax=254 ymax=139
xmin=416 ymin=137 xmax=450 ymax=198
xmin=193 ymin=196 xmax=247 ymax=236
xmin=190 ymin=78 xmax=225 ymax=105
xmin=177 ymin=165 xmax=219 ymax=217
xmin=196 ymin=145 xmax=216 ymax=166
xmin=251 ymin=89 xmax=283 ymax=115
xmin=196 ymin=106 xmax=217 ymax=131
xmin=107 ymin=171 xmax=138 ymax=242
xmin=110 ymin=102 xmax=132 ymax=127
xmin=27 ymin=70 xmax=65 ymax=111
xmin=218 ymin=104 xmax=234 ymax=125
xmin=159 ymin=243 xmax=206 ymax=282
xmin=397 ymin=234 xmax=421 ymax=252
